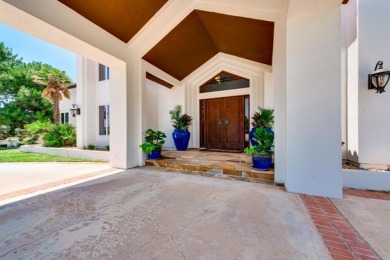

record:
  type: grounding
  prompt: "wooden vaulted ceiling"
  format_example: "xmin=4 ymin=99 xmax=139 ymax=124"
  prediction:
xmin=143 ymin=10 xmax=275 ymax=80
xmin=58 ymin=0 xmax=168 ymax=42
xmin=57 ymin=1 xmax=349 ymax=82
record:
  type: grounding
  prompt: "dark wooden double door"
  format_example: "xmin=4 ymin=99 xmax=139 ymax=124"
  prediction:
xmin=202 ymin=96 xmax=245 ymax=151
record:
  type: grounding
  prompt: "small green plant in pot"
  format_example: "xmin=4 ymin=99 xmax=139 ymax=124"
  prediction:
xmin=169 ymin=105 xmax=192 ymax=151
xmin=140 ymin=129 xmax=167 ymax=159
xmin=244 ymin=127 xmax=274 ymax=171
xmin=250 ymin=107 xmax=274 ymax=146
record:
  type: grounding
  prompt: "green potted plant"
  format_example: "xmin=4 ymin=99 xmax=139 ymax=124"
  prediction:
xmin=139 ymin=129 xmax=167 ymax=159
xmin=250 ymin=107 xmax=274 ymax=146
xmin=244 ymin=127 xmax=274 ymax=170
xmin=169 ymin=105 xmax=192 ymax=151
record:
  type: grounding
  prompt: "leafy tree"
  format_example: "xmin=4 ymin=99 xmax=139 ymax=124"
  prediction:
xmin=0 ymin=86 xmax=53 ymax=130
xmin=0 ymin=42 xmax=24 ymax=105
xmin=33 ymin=65 xmax=72 ymax=124
xmin=0 ymin=42 xmax=72 ymax=136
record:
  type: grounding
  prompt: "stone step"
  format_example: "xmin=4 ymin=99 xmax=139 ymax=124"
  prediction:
xmin=145 ymin=158 xmax=274 ymax=181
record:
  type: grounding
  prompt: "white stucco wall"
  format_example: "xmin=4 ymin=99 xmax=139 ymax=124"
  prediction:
xmin=356 ymin=0 xmax=390 ymax=167
xmin=343 ymin=0 xmax=390 ymax=168
xmin=158 ymin=84 xmax=185 ymax=149
xmin=74 ymin=57 xmax=111 ymax=148
xmin=21 ymin=145 xmax=110 ymax=161
xmin=343 ymin=0 xmax=359 ymax=164
xmin=144 ymin=79 xmax=159 ymax=133
xmin=264 ymin=72 xmax=275 ymax=109
xmin=144 ymin=79 xmax=185 ymax=149
xmin=59 ymin=88 xmax=77 ymax=126
xmin=343 ymin=169 xmax=390 ymax=191
xmin=285 ymin=7 xmax=342 ymax=198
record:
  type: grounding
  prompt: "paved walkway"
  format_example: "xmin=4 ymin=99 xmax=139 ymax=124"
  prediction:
xmin=0 ymin=167 xmax=331 ymax=259
xmin=0 ymin=162 xmax=121 ymax=203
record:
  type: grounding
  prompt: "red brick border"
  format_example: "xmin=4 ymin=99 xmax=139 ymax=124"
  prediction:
xmin=343 ymin=189 xmax=390 ymax=201
xmin=300 ymin=195 xmax=381 ymax=260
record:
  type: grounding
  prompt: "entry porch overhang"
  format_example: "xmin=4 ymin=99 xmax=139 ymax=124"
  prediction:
xmin=0 ymin=0 xmax=345 ymax=198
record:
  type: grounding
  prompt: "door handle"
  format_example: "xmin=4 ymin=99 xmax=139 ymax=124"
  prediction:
xmin=224 ymin=119 xmax=229 ymax=125
xmin=218 ymin=119 xmax=223 ymax=125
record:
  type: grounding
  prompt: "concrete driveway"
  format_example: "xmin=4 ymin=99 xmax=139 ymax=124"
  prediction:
xmin=0 ymin=162 xmax=121 ymax=203
xmin=0 ymin=167 xmax=331 ymax=259
xmin=333 ymin=196 xmax=390 ymax=259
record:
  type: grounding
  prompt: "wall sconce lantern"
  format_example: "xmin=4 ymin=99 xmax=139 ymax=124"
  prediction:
xmin=368 ymin=61 xmax=390 ymax=94
xmin=70 ymin=104 xmax=81 ymax=117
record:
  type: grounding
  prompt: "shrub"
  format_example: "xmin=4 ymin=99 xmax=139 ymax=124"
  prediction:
xmin=23 ymin=120 xmax=52 ymax=144
xmin=105 ymin=145 xmax=110 ymax=151
xmin=60 ymin=124 xmax=76 ymax=146
xmin=87 ymin=144 xmax=95 ymax=150
xmin=0 ymin=125 xmax=12 ymax=140
xmin=42 ymin=123 xmax=76 ymax=147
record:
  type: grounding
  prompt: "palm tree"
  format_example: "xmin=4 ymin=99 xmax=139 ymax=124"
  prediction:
xmin=34 ymin=65 xmax=72 ymax=124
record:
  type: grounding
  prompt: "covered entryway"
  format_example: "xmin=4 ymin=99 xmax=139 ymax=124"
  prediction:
xmin=201 ymin=96 xmax=246 ymax=151
xmin=0 ymin=0 xmax=347 ymax=198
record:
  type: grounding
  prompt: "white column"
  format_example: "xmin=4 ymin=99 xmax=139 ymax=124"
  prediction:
xmin=109 ymin=62 xmax=131 ymax=168
xmin=76 ymin=57 xmax=97 ymax=148
xmin=285 ymin=7 xmax=342 ymax=198
xmin=273 ymin=19 xmax=287 ymax=184
xmin=113 ymin=52 xmax=143 ymax=168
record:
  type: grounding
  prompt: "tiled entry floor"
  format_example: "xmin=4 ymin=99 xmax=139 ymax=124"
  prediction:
xmin=145 ymin=149 xmax=274 ymax=182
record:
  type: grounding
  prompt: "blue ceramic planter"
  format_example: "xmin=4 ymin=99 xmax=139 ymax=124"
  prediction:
xmin=148 ymin=149 xmax=161 ymax=159
xmin=172 ymin=129 xmax=190 ymax=151
xmin=252 ymin=154 xmax=272 ymax=171
xmin=249 ymin=127 xmax=274 ymax=146
xmin=249 ymin=128 xmax=258 ymax=146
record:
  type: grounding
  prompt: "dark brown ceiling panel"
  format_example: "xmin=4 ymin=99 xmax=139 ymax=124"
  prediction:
xmin=143 ymin=12 xmax=219 ymax=81
xmin=58 ymin=0 xmax=168 ymax=42
xmin=143 ymin=10 xmax=274 ymax=81
xmin=146 ymin=72 xmax=173 ymax=89
xmin=196 ymin=10 xmax=274 ymax=66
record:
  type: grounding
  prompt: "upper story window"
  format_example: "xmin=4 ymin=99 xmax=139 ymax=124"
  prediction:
xmin=99 ymin=64 xmax=110 ymax=81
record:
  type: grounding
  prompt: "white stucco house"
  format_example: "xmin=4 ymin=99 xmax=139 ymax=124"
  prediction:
xmin=2 ymin=0 xmax=389 ymax=199
xmin=59 ymin=59 xmax=111 ymax=147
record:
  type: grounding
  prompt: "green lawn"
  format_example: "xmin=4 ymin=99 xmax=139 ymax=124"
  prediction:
xmin=0 ymin=147 xmax=98 ymax=163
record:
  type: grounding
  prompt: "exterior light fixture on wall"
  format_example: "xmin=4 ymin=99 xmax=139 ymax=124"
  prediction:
xmin=368 ymin=61 xmax=390 ymax=94
xmin=70 ymin=104 xmax=81 ymax=117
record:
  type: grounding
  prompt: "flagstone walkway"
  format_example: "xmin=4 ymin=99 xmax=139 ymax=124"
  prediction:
xmin=146 ymin=149 xmax=274 ymax=182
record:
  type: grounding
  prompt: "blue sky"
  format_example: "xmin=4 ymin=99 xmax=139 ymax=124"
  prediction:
xmin=0 ymin=22 xmax=77 ymax=82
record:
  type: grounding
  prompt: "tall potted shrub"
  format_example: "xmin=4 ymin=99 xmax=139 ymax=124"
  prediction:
xmin=139 ymin=129 xmax=167 ymax=159
xmin=250 ymin=107 xmax=274 ymax=146
xmin=169 ymin=105 xmax=192 ymax=151
xmin=244 ymin=127 xmax=274 ymax=170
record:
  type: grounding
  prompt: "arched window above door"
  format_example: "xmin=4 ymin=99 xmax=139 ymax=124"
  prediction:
xmin=199 ymin=71 xmax=249 ymax=93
